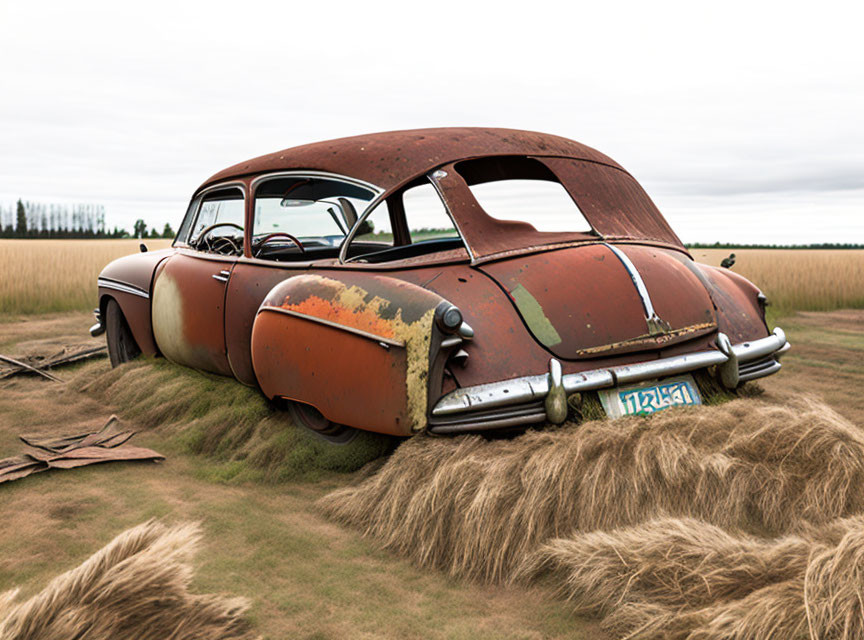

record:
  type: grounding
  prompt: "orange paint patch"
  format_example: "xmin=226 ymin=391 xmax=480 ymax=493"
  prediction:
xmin=281 ymin=295 xmax=397 ymax=339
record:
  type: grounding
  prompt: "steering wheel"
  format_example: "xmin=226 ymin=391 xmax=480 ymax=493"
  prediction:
xmin=193 ymin=222 xmax=244 ymax=248
xmin=253 ymin=232 xmax=305 ymax=257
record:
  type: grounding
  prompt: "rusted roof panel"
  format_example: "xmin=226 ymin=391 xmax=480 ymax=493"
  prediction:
xmin=199 ymin=127 xmax=624 ymax=192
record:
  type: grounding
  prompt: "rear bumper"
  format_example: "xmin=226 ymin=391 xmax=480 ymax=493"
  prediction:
xmin=429 ymin=328 xmax=789 ymax=434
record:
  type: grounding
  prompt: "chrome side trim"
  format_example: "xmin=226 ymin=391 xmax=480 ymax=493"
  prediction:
xmin=604 ymin=243 xmax=671 ymax=335
xmin=257 ymin=306 xmax=405 ymax=348
xmin=432 ymin=328 xmax=789 ymax=418
xmin=97 ymin=277 xmax=150 ymax=299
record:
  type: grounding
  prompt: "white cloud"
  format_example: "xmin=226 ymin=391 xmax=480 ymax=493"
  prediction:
xmin=1 ymin=0 xmax=861 ymax=241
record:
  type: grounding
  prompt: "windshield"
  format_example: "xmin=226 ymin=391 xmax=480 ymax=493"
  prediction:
xmin=253 ymin=176 xmax=376 ymax=244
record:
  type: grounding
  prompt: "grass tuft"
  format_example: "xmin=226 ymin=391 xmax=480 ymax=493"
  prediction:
xmin=0 ymin=520 xmax=256 ymax=640
xmin=519 ymin=515 xmax=864 ymax=639
xmin=319 ymin=397 xmax=864 ymax=583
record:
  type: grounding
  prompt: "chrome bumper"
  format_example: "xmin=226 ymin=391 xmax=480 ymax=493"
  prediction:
xmin=429 ymin=328 xmax=788 ymax=434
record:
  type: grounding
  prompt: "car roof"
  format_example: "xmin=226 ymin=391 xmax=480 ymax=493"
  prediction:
xmin=198 ymin=127 xmax=624 ymax=193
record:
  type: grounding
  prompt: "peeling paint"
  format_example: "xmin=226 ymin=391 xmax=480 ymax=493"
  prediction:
xmin=509 ymin=284 xmax=562 ymax=348
xmin=277 ymin=275 xmax=436 ymax=431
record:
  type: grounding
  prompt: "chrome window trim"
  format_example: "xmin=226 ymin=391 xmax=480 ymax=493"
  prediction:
xmin=97 ymin=277 xmax=150 ymax=299
xmin=179 ymin=181 xmax=248 ymax=248
xmin=338 ymin=170 xmax=471 ymax=264
xmin=249 ymin=170 xmax=382 ymax=195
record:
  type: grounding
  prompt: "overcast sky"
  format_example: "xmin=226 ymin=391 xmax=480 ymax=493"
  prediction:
xmin=2 ymin=0 xmax=862 ymax=243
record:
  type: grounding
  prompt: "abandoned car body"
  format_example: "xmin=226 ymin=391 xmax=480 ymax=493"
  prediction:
xmin=93 ymin=128 xmax=788 ymax=440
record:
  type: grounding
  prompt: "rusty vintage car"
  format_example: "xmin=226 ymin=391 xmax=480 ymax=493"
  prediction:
xmin=92 ymin=128 xmax=788 ymax=442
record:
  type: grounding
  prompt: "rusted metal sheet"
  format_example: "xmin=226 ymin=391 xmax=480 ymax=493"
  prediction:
xmin=201 ymin=127 xmax=623 ymax=193
xmin=151 ymin=252 xmax=235 ymax=376
xmin=0 ymin=416 xmax=163 ymax=484
xmin=0 ymin=345 xmax=107 ymax=381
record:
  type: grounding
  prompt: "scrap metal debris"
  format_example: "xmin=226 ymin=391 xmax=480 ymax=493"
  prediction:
xmin=0 ymin=344 xmax=107 ymax=382
xmin=0 ymin=416 xmax=163 ymax=484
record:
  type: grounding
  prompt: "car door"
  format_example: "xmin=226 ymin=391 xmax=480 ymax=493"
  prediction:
xmin=151 ymin=185 xmax=245 ymax=376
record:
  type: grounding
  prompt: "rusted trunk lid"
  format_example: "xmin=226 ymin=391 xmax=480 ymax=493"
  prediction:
xmin=479 ymin=244 xmax=717 ymax=360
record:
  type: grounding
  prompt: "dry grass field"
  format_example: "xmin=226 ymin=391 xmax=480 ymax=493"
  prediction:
xmin=0 ymin=239 xmax=172 ymax=315
xmin=1 ymin=240 xmax=862 ymax=319
xmin=693 ymin=248 xmax=864 ymax=318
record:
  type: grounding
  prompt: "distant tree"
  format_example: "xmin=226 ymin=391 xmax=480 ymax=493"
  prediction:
xmin=149 ymin=228 xmax=161 ymax=239
xmin=133 ymin=219 xmax=147 ymax=239
xmin=162 ymin=223 xmax=175 ymax=238
xmin=15 ymin=200 xmax=27 ymax=237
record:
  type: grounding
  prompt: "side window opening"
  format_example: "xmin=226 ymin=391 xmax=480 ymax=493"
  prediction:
xmin=455 ymin=157 xmax=594 ymax=233
xmin=192 ymin=188 xmax=245 ymax=240
xmin=346 ymin=178 xmax=466 ymax=264
xmin=403 ymin=182 xmax=459 ymax=243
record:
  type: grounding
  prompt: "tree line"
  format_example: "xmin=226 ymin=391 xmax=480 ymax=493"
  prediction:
xmin=0 ymin=200 xmax=173 ymax=239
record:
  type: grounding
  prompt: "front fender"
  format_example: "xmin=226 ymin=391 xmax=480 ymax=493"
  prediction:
xmin=250 ymin=273 xmax=462 ymax=436
xmin=97 ymin=249 xmax=174 ymax=356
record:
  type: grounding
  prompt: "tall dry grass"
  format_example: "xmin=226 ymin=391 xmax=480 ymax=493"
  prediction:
xmin=519 ymin=515 xmax=864 ymax=639
xmin=0 ymin=239 xmax=172 ymax=315
xmin=0 ymin=520 xmax=257 ymax=640
xmin=1 ymin=241 xmax=861 ymax=318
xmin=318 ymin=397 xmax=864 ymax=583
xmin=692 ymin=249 xmax=864 ymax=316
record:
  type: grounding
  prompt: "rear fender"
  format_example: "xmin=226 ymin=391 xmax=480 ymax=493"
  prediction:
xmin=251 ymin=273 xmax=464 ymax=436
xmin=691 ymin=263 xmax=770 ymax=343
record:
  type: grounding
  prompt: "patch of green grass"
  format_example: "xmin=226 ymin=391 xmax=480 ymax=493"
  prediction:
xmin=71 ymin=359 xmax=393 ymax=482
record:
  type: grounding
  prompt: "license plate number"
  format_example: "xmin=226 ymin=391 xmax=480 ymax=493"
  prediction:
xmin=598 ymin=375 xmax=702 ymax=418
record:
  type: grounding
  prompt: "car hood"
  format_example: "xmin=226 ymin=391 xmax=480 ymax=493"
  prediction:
xmin=479 ymin=243 xmax=718 ymax=360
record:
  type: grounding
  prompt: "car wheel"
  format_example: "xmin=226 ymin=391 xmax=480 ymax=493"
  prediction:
xmin=105 ymin=298 xmax=141 ymax=367
xmin=287 ymin=401 xmax=360 ymax=445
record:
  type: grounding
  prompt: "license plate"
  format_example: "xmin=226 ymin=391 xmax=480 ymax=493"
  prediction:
xmin=598 ymin=375 xmax=702 ymax=419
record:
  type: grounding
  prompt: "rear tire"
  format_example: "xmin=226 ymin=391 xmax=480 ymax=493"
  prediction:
xmin=287 ymin=401 xmax=360 ymax=445
xmin=105 ymin=298 xmax=141 ymax=367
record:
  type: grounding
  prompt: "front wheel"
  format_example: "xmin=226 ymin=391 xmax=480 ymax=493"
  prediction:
xmin=105 ymin=298 xmax=141 ymax=367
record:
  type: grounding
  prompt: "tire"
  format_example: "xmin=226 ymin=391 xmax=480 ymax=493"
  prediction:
xmin=287 ymin=401 xmax=360 ymax=445
xmin=105 ymin=298 xmax=141 ymax=367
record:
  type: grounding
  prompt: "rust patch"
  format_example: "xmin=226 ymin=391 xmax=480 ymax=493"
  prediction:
xmin=280 ymin=295 xmax=398 ymax=340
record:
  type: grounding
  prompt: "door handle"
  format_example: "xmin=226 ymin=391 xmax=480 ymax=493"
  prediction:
xmin=212 ymin=269 xmax=230 ymax=283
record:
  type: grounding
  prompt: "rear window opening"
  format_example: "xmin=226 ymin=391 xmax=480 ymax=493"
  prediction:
xmin=454 ymin=157 xmax=594 ymax=234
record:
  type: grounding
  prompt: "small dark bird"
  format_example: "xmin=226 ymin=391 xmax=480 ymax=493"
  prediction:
xmin=721 ymin=253 xmax=736 ymax=269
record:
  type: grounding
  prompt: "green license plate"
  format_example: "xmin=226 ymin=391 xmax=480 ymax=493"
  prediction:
xmin=598 ymin=374 xmax=702 ymax=418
